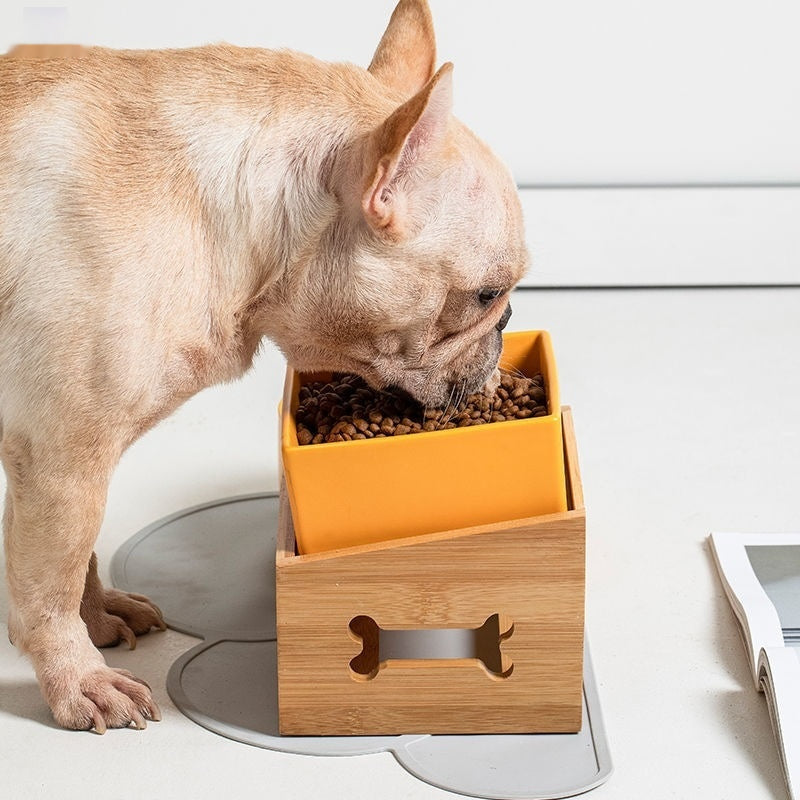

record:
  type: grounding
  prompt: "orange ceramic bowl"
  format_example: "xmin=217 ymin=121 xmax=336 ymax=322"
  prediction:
xmin=280 ymin=330 xmax=567 ymax=554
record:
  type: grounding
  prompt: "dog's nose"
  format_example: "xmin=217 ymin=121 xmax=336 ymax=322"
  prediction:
xmin=496 ymin=303 xmax=512 ymax=331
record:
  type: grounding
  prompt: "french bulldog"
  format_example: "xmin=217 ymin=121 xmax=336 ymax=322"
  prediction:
xmin=0 ymin=0 xmax=528 ymax=732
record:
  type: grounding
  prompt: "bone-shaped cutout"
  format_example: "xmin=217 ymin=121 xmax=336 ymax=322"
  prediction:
xmin=348 ymin=613 xmax=514 ymax=681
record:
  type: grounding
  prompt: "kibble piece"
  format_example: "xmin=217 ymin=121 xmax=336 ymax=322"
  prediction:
xmin=335 ymin=383 xmax=354 ymax=397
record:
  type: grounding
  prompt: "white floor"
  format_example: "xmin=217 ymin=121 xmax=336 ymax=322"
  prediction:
xmin=1 ymin=285 xmax=798 ymax=800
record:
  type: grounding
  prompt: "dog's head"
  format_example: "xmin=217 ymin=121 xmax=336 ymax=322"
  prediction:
xmin=273 ymin=0 xmax=528 ymax=406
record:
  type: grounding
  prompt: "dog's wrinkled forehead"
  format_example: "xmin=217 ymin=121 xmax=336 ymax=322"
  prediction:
xmin=440 ymin=235 xmax=528 ymax=293
xmin=431 ymin=156 xmax=528 ymax=287
xmin=383 ymin=173 xmax=528 ymax=314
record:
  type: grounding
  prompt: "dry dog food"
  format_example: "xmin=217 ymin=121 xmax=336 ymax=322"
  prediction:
xmin=296 ymin=372 xmax=548 ymax=445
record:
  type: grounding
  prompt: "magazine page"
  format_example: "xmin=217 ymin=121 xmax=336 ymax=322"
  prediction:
xmin=709 ymin=532 xmax=791 ymax=683
xmin=758 ymin=647 xmax=800 ymax=800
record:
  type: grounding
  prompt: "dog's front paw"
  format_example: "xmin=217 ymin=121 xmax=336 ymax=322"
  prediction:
xmin=82 ymin=588 xmax=167 ymax=649
xmin=45 ymin=665 xmax=162 ymax=733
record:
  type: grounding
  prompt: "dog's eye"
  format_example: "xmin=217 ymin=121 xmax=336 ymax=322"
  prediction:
xmin=478 ymin=288 xmax=501 ymax=306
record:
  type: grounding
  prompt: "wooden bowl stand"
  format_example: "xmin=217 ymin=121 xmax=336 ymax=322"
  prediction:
xmin=275 ymin=407 xmax=586 ymax=736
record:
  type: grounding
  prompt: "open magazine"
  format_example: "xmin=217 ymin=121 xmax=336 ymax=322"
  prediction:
xmin=709 ymin=532 xmax=800 ymax=799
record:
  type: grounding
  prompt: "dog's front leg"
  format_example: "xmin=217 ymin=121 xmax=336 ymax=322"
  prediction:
xmin=2 ymin=433 xmax=161 ymax=732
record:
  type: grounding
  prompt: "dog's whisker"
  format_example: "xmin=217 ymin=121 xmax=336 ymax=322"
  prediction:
xmin=498 ymin=361 xmax=526 ymax=380
xmin=443 ymin=378 xmax=466 ymax=428
xmin=441 ymin=381 xmax=458 ymax=428
xmin=439 ymin=385 xmax=453 ymax=428
xmin=458 ymin=379 xmax=468 ymax=418
xmin=448 ymin=381 xmax=463 ymax=426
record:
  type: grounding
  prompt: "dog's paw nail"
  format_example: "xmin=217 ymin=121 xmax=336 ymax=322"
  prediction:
xmin=91 ymin=709 xmax=107 ymax=735
xmin=121 ymin=624 xmax=137 ymax=650
xmin=125 ymin=673 xmax=152 ymax=691
xmin=130 ymin=709 xmax=147 ymax=730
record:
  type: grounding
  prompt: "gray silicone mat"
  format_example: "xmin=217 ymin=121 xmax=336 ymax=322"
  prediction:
xmin=111 ymin=493 xmax=612 ymax=800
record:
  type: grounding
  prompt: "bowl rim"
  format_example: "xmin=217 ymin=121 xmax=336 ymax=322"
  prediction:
xmin=281 ymin=329 xmax=560 ymax=452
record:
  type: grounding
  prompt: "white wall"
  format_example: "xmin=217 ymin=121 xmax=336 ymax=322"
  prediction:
xmin=520 ymin=187 xmax=800 ymax=286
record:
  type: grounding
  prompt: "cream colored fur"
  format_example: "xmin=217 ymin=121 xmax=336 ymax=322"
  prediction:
xmin=0 ymin=0 xmax=528 ymax=732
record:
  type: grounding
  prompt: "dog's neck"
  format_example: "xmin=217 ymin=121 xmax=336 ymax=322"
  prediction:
xmin=190 ymin=112 xmax=344 ymax=309
xmin=168 ymin=55 xmax=389 ymax=380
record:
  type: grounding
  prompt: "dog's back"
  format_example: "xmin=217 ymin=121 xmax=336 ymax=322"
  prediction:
xmin=0 ymin=45 xmax=386 ymax=425
xmin=0 ymin=44 xmax=381 ymax=285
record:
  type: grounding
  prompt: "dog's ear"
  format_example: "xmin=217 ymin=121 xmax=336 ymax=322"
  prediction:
xmin=362 ymin=62 xmax=453 ymax=237
xmin=368 ymin=0 xmax=436 ymax=97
